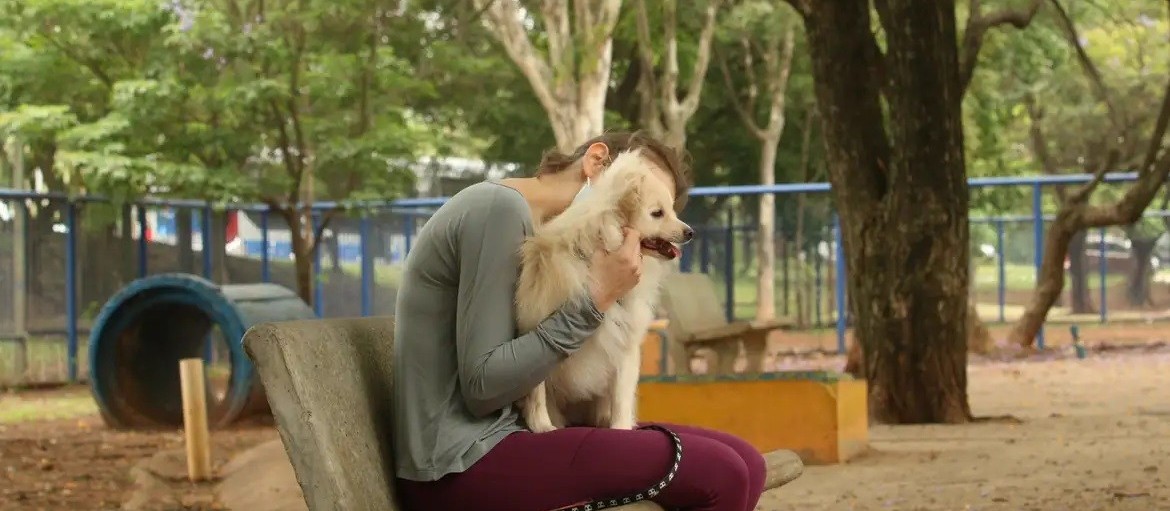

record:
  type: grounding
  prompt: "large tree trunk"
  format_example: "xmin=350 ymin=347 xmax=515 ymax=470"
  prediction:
xmin=845 ymin=302 xmax=992 ymax=377
xmin=1066 ymin=229 xmax=1094 ymax=313
xmin=803 ymin=0 xmax=971 ymax=423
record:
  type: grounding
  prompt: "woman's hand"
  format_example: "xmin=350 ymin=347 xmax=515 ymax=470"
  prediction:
xmin=589 ymin=228 xmax=643 ymax=312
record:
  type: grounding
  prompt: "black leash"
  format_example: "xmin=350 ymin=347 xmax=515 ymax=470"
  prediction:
xmin=559 ymin=424 xmax=683 ymax=510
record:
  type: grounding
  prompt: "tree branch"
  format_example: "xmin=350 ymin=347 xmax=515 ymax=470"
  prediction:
xmin=1080 ymin=73 xmax=1170 ymax=225
xmin=781 ymin=0 xmax=809 ymax=17
xmin=1049 ymin=0 xmax=1124 ymax=132
xmin=1008 ymin=0 xmax=1170 ymax=348
xmin=539 ymin=0 xmax=573 ymax=88
xmin=633 ymin=0 xmax=662 ymax=133
xmin=660 ymin=0 xmax=681 ymax=117
xmin=678 ymin=0 xmax=722 ymax=119
xmin=34 ymin=30 xmax=114 ymax=87
xmin=267 ymin=100 xmax=299 ymax=203
xmin=308 ymin=206 xmax=343 ymax=255
xmin=472 ymin=0 xmax=559 ymax=115
xmin=716 ymin=44 xmax=766 ymax=140
xmin=958 ymin=0 xmax=1044 ymax=94
xmin=762 ymin=25 xmax=798 ymax=139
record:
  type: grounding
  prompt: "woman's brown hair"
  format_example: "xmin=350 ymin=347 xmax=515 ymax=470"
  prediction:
xmin=535 ymin=131 xmax=693 ymax=210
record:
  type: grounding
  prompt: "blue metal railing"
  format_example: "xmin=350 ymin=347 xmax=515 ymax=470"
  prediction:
xmin=2 ymin=171 xmax=1167 ymax=382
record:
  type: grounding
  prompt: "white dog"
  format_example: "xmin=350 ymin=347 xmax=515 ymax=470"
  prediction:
xmin=514 ymin=149 xmax=693 ymax=433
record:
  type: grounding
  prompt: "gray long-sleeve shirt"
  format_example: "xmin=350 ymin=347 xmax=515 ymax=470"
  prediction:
xmin=391 ymin=181 xmax=606 ymax=481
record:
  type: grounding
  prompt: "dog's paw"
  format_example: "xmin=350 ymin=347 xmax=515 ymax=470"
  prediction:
xmin=608 ymin=419 xmax=637 ymax=430
xmin=528 ymin=419 xmax=558 ymax=434
xmin=525 ymin=412 xmax=558 ymax=433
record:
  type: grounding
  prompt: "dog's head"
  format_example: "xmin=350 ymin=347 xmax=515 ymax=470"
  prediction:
xmin=595 ymin=149 xmax=694 ymax=260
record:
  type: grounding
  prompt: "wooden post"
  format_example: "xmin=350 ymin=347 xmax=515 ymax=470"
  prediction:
xmin=179 ymin=358 xmax=212 ymax=482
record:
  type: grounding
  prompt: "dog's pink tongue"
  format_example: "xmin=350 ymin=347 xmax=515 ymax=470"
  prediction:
xmin=668 ymin=244 xmax=681 ymax=259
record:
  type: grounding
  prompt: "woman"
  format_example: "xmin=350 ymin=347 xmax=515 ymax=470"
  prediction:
xmin=392 ymin=132 xmax=767 ymax=511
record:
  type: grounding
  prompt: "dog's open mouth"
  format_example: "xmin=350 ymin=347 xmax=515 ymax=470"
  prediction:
xmin=640 ymin=238 xmax=681 ymax=260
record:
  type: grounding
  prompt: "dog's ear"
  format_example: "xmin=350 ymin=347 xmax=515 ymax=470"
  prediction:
xmin=616 ymin=172 xmax=647 ymax=224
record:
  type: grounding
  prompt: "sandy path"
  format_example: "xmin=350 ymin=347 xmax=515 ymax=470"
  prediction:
xmin=764 ymin=347 xmax=1170 ymax=510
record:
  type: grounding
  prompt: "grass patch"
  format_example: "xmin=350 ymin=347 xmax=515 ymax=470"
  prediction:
xmin=0 ymin=386 xmax=97 ymax=424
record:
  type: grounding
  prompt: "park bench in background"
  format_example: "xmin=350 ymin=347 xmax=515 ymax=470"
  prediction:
xmin=242 ymin=316 xmax=803 ymax=511
xmin=659 ymin=273 xmax=793 ymax=375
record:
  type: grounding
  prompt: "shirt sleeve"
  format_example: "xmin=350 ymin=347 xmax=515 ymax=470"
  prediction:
xmin=454 ymin=190 xmax=606 ymax=418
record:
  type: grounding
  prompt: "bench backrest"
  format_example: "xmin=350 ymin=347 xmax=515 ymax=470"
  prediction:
xmin=660 ymin=272 xmax=729 ymax=339
xmin=243 ymin=316 xmax=400 ymax=511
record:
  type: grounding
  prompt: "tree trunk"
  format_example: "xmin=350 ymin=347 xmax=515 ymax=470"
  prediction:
xmin=1066 ymin=229 xmax=1093 ymax=313
xmin=804 ymin=0 xmax=971 ymax=423
xmin=1127 ymin=237 xmax=1156 ymax=307
xmin=327 ymin=231 xmax=343 ymax=273
xmin=474 ymin=0 xmax=622 ymax=151
xmin=1007 ymin=206 xmax=1094 ymax=346
xmin=756 ymin=142 xmax=778 ymax=321
xmin=211 ymin=211 xmax=228 ymax=284
xmin=846 ymin=302 xmax=992 ymax=377
xmin=285 ymin=209 xmax=314 ymax=305
xmin=177 ymin=209 xmax=194 ymax=273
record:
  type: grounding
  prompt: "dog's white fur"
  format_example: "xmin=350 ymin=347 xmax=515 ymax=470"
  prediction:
xmin=514 ymin=149 xmax=691 ymax=432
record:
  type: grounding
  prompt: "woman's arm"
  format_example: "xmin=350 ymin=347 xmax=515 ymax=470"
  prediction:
xmin=454 ymin=192 xmax=605 ymax=417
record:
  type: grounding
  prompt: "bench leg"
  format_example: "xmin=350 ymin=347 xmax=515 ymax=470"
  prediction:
xmin=711 ymin=341 xmax=739 ymax=375
xmin=742 ymin=334 xmax=768 ymax=374
xmin=668 ymin=339 xmax=692 ymax=375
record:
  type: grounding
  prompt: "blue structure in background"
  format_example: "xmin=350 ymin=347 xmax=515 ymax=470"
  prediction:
xmin=2 ymin=171 xmax=1165 ymax=382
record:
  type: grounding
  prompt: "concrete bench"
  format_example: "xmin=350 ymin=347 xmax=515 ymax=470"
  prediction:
xmin=660 ymin=273 xmax=793 ymax=375
xmin=243 ymin=316 xmax=803 ymax=511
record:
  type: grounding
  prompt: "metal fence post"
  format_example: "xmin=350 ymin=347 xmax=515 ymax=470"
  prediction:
xmin=313 ymin=211 xmax=323 ymax=317
xmin=65 ymin=202 xmax=78 ymax=382
xmin=137 ymin=204 xmax=148 ymax=278
xmin=724 ymin=209 xmax=735 ymax=322
xmin=201 ymin=205 xmax=213 ymax=279
xmin=996 ymin=219 xmax=1006 ymax=323
xmin=360 ymin=215 xmax=372 ymax=317
xmin=1032 ymin=183 xmax=1046 ymax=349
xmin=260 ymin=210 xmax=271 ymax=283
xmin=833 ymin=214 xmax=847 ymax=354
xmin=1099 ymin=227 xmax=1108 ymax=323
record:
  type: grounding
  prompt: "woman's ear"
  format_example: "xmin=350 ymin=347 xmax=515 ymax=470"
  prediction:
xmin=581 ymin=142 xmax=611 ymax=180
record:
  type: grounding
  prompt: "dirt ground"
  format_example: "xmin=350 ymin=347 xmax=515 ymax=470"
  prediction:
xmin=764 ymin=342 xmax=1170 ymax=511
xmin=0 ymin=393 xmax=276 ymax=511
xmin=2 ymin=324 xmax=1169 ymax=511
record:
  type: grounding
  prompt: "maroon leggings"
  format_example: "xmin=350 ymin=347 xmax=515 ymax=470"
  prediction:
xmin=396 ymin=423 xmax=766 ymax=511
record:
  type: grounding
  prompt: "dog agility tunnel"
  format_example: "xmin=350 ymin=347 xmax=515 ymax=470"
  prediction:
xmin=88 ymin=273 xmax=316 ymax=429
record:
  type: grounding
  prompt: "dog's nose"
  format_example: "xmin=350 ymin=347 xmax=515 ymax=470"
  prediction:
xmin=682 ymin=226 xmax=695 ymax=242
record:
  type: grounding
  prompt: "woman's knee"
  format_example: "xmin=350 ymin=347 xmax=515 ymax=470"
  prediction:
xmin=665 ymin=434 xmax=753 ymax=510
xmin=650 ymin=424 xmax=766 ymax=495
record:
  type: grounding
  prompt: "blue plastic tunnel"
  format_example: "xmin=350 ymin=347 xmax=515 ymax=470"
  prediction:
xmin=88 ymin=274 xmax=316 ymax=429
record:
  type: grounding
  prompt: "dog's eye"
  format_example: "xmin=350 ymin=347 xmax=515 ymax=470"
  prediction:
xmin=650 ymin=209 xmax=665 ymax=218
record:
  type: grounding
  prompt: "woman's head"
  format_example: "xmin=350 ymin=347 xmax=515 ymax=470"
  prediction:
xmin=535 ymin=131 xmax=693 ymax=211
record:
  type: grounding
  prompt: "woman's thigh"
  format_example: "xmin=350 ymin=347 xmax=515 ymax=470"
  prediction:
xmin=397 ymin=426 xmax=754 ymax=511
